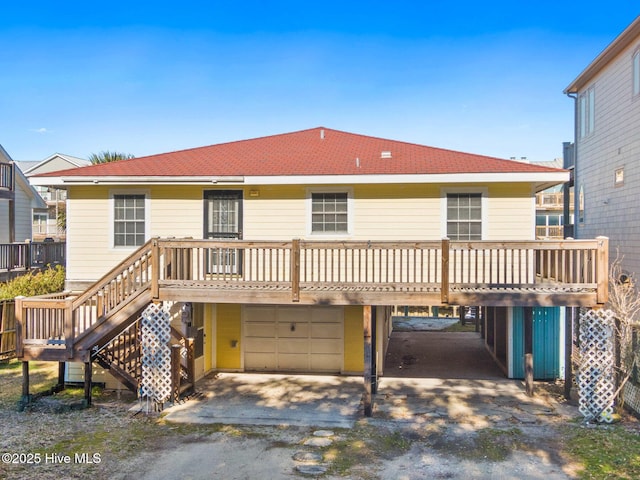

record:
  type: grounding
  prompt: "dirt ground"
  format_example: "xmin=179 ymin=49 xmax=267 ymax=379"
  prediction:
xmin=0 ymin=386 xmax=583 ymax=480
xmin=1 ymin=326 xmax=635 ymax=479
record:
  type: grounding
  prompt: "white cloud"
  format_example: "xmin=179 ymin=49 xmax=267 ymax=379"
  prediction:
xmin=30 ymin=127 xmax=51 ymax=134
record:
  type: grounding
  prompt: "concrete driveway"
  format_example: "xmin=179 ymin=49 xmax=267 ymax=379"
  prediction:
xmin=163 ymin=372 xmax=364 ymax=428
xmin=163 ymin=374 xmax=563 ymax=430
xmin=163 ymin=331 xmax=569 ymax=429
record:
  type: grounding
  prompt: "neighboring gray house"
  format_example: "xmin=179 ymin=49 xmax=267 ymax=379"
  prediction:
xmin=564 ymin=15 xmax=640 ymax=278
xmin=0 ymin=145 xmax=47 ymax=243
xmin=17 ymin=153 xmax=91 ymax=240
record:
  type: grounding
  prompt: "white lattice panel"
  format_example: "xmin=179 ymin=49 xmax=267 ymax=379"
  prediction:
xmin=140 ymin=303 xmax=171 ymax=407
xmin=577 ymin=309 xmax=616 ymax=423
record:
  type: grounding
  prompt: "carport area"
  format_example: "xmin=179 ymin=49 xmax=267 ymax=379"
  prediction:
xmin=383 ymin=331 xmax=505 ymax=379
xmin=162 ymin=329 xmax=561 ymax=429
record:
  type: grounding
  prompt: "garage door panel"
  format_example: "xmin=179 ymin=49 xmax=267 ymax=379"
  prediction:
xmin=245 ymin=338 xmax=276 ymax=353
xmin=244 ymin=306 xmax=343 ymax=373
xmin=311 ymin=323 xmax=342 ymax=339
xmin=311 ymin=354 xmax=342 ymax=371
xmin=311 ymin=339 xmax=342 ymax=354
xmin=278 ymin=338 xmax=308 ymax=354
xmin=278 ymin=354 xmax=309 ymax=370
xmin=245 ymin=323 xmax=277 ymax=337
xmin=278 ymin=307 xmax=306 ymax=323
xmin=245 ymin=307 xmax=277 ymax=322
xmin=311 ymin=307 xmax=341 ymax=323
xmin=245 ymin=353 xmax=276 ymax=370
xmin=277 ymin=323 xmax=310 ymax=338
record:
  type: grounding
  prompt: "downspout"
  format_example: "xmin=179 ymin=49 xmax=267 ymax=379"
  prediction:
xmin=565 ymin=92 xmax=578 ymax=239
xmin=564 ymin=92 xmax=578 ymax=401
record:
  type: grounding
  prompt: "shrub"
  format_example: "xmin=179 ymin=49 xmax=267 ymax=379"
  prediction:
xmin=0 ymin=265 xmax=66 ymax=300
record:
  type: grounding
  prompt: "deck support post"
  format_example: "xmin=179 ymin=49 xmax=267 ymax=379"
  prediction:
xmin=57 ymin=362 xmax=66 ymax=389
xmin=84 ymin=362 xmax=92 ymax=406
xmin=363 ymin=305 xmax=373 ymax=417
xmin=21 ymin=360 xmax=29 ymax=399
xmin=291 ymin=239 xmax=300 ymax=302
xmin=170 ymin=344 xmax=182 ymax=402
xmin=524 ymin=307 xmax=534 ymax=397
xmin=186 ymin=337 xmax=196 ymax=395
xmin=441 ymin=238 xmax=450 ymax=304
xmin=564 ymin=307 xmax=576 ymax=400
xmin=151 ymin=237 xmax=160 ymax=299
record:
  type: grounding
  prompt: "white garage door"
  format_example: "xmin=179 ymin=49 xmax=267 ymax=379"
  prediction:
xmin=243 ymin=305 xmax=343 ymax=372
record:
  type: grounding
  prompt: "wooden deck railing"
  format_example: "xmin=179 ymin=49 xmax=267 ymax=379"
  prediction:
xmin=0 ymin=241 xmax=66 ymax=274
xmin=0 ymin=162 xmax=13 ymax=193
xmin=16 ymin=240 xmax=154 ymax=358
xmin=72 ymin=239 xmax=153 ymax=340
xmin=16 ymin=236 xmax=609 ymax=359
xmin=156 ymin=237 xmax=608 ymax=303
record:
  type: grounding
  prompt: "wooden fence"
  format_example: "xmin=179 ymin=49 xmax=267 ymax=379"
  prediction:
xmin=0 ymin=300 xmax=16 ymax=360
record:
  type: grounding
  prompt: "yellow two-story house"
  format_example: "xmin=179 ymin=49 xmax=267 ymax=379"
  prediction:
xmin=22 ymin=127 xmax=607 ymax=408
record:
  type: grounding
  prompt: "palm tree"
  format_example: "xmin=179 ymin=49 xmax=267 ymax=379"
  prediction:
xmin=88 ymin=151 xmax=135 ymax=164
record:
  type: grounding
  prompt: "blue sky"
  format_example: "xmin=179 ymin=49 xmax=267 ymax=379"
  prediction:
xmin=1 ymin=2 xmax=638 ymax=162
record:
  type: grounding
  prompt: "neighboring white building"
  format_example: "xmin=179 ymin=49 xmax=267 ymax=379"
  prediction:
xmin=0 ymin=145 xmax=47 ymax=243
xmin=565 ymin=15 xmax=640 ymax=277
xmin=17 ymin=153 xmax=91 ymax=240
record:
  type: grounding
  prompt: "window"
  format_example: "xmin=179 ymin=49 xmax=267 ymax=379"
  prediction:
xmin=579 ymin=86 xmax=595 ymax=138
xmin=615 ymin=167 xmax=625 ymax=186
xmin=311 ymin=192 xmax=348 ymax=233
xmin=447 ymin=193 xmax=482 ymax=240
xmin=114 ymin=194 xmax=145 ymax=246
xmin=633 ymin=50 xmax=640 ymax=96
xmin=578 ymin=186 xmax=585 ymax=224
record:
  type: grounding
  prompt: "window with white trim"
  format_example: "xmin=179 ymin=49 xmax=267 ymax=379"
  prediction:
xmin=311 ymin=192 xmax=348 ymax=233
xmin=114 ymin=194 xmax=146 ymax=246
xmin=579 ymin=86 xmax=595 ymax=138
xmin=447 ymin=193 xmax=482 ymax=240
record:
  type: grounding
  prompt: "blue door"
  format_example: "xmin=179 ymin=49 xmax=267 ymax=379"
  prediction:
xmin=512 ymin=307 xmax=562 ymax=379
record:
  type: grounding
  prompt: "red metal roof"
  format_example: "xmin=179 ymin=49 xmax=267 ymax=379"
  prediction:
xmin=37 ymin=127 xmax=563 ymax=177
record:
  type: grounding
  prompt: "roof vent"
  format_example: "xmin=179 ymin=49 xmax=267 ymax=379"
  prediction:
xmin=380 ymin=151 xmax=392 ymax=159
xmin=320 ymin=129 xmax=325 ymax=139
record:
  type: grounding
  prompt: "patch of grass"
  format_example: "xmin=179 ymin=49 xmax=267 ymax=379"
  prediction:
xmin=472 ymin=428 xmax=523 ymax=462
xmin=324 ymin=424 xmax=413 ymax=476
xmin=429 ymin=427 xmax=524 ymax=462
xmin=441 ymin=321 xmax=478 ymax=332
xmin=563 ymin=423 xmax=640 ymax=479
xmin=0 ymin=359 xmax=59 ymax=408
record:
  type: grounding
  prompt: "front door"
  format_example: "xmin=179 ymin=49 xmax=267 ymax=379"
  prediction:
xmin=204 ymin=190 xmax=243 ymax=273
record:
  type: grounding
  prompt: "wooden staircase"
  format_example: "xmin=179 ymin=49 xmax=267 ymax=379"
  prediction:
xmin=16 ymin=241 xmax=156 ymax=383
xmin=93 ymin=318 xmax=142 ymax=392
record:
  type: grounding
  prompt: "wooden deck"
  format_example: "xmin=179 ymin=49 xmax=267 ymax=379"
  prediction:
xmin=15 ymin=236 xmax=609 ymax=362
xmin=155 ymin=237 xmax=608 ymax=307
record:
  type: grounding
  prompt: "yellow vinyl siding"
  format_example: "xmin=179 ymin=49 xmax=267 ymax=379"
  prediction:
xmin=66 ymin=186 xmax=117 ymax=282
xmin=243 ymin=185 xmax=305 ymax=239
xmin=65 ymin=182 xmax=537 ymax=284
xmin=353 ymin=184 xmax=441 ymax=240
xmin=148 ymin=185 xmax=203 ymax=238
xmin=343 ymin=305 xmax=364 ymax=373
xmin=204 ymin=303 xmax=214 ymax=372
xmin=486 ymin=184 xmax=535 ymax=240
xmin=216 ymin=303 xmax=242 ymax=370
